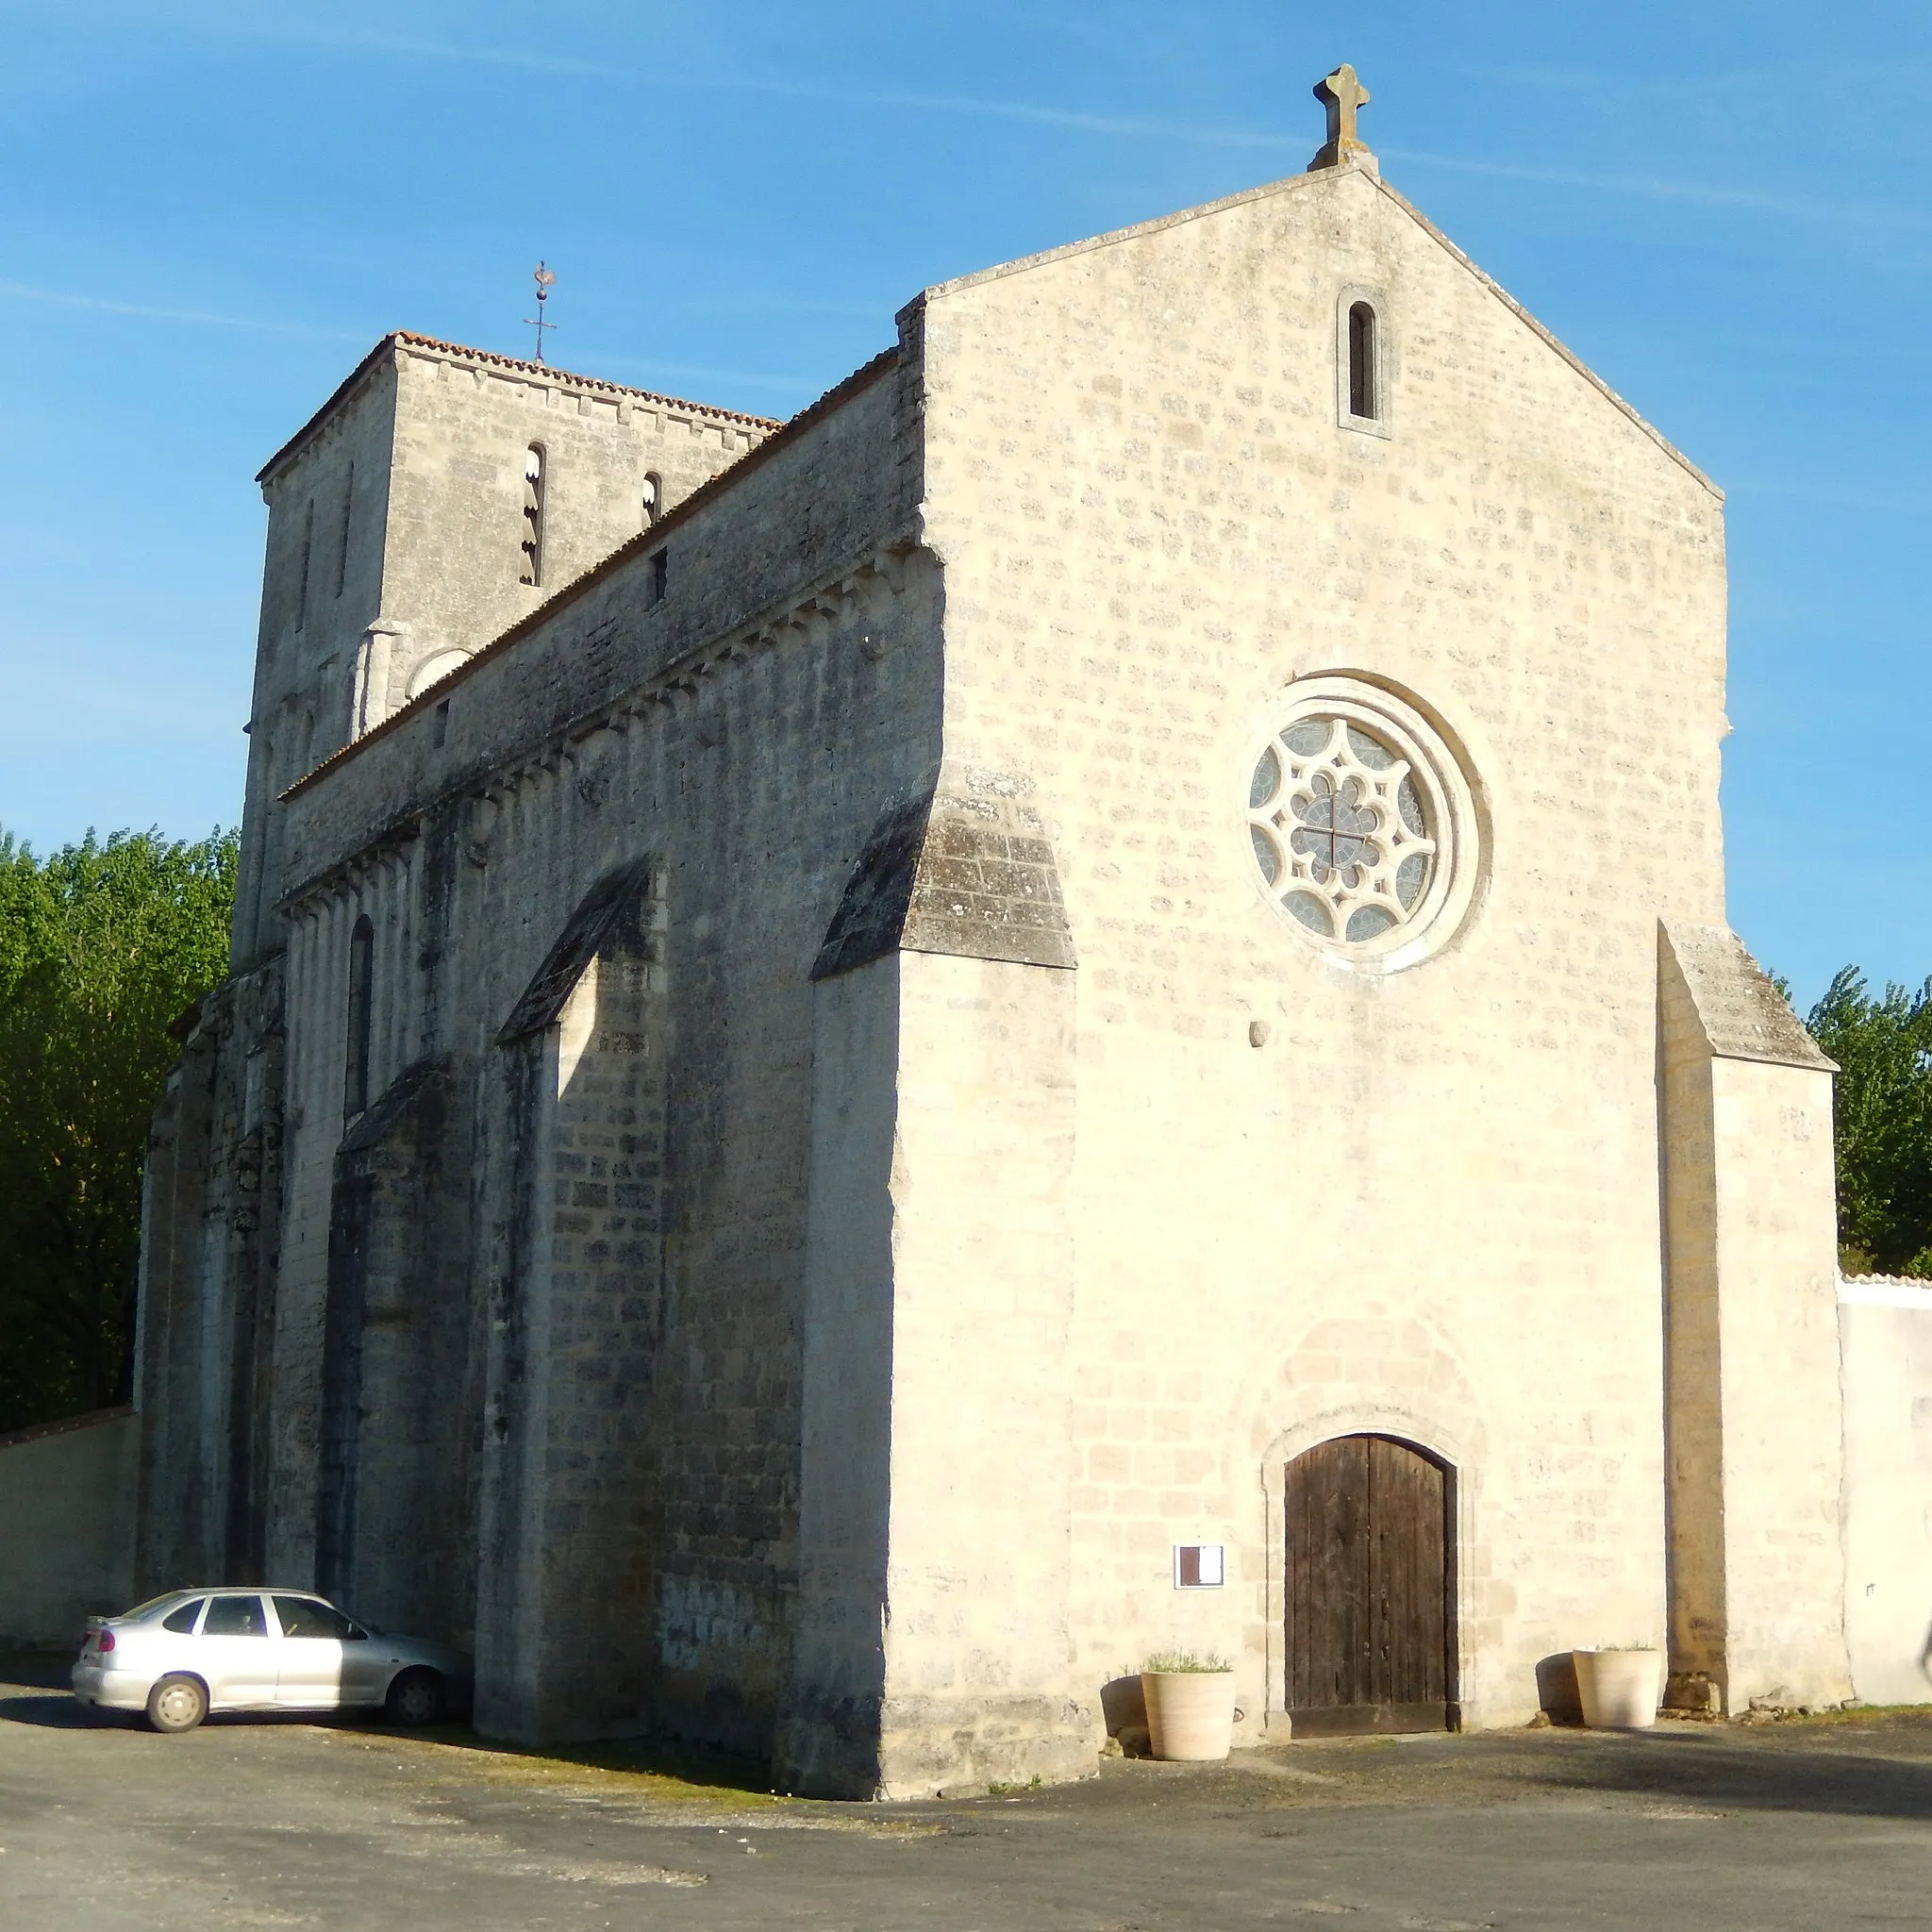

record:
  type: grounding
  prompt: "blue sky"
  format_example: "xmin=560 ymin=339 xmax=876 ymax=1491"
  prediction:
xmin=0 ymin=1 xmax=1925 ymax=1008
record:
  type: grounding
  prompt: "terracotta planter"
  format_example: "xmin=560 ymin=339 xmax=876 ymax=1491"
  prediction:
xmin=1573 ymin=1649 xmax=1663 ymax=1730
xmin=1141 ymin=1671 xmax=1236 ymax=1761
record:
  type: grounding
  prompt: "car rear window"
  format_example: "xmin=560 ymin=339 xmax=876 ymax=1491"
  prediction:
xmin=273 ymin=1596 xmax=354 ymax=1641
xmin=162 ymin=1599 xmax=205 ymax=1634
xmin=201 ymin=1594 xmax=268 ymax=1637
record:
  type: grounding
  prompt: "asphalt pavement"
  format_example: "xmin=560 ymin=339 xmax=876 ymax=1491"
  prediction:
xmin=5 ymin=1651 xmax=1931 ymax=1929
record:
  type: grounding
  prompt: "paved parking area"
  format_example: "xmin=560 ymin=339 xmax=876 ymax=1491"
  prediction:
xmin=6 ymin=1654 xmax=1932 ymax=1929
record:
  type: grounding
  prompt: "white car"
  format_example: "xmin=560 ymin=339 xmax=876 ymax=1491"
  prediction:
xmin=71 ymin=1589 xmax=472 ymax=1734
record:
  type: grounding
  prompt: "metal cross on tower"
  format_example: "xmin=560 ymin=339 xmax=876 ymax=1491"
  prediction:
xmin=1308 ymin=64 xmax=1374 ymax=173
xmin=525 ymin=260 xmax=558 ymax=363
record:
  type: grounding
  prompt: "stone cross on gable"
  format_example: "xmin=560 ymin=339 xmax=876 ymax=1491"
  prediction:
xmin=1308 ymin=63 xmax=1374 ymax=173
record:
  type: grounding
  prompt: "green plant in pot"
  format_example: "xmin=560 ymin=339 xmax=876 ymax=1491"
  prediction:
xmin=1139 ymin=1652 xmax=1237 ymax=1761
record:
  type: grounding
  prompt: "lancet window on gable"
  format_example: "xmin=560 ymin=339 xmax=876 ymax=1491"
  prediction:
xmin=519 ymin=444 xmax=546 ymax=587
xmin=1348 ymin=302 xmax=1378 ymax=420
xmin=641 ymin=472 xmax=662 ymax=528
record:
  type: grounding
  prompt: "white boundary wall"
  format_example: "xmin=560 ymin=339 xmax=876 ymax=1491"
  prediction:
xmin=0 ymin=1407 xmax=138 ymax=1647
xmin=1840 ymin=1277 xmax=1932 ymax=1706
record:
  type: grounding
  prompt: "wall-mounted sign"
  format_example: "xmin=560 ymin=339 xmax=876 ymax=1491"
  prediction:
xmin=1174 ymin=1543 xmax=1224 ymax=1589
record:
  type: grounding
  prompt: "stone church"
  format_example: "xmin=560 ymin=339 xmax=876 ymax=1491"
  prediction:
xmin=135 ymin=72 xmax=1864 ymax=1795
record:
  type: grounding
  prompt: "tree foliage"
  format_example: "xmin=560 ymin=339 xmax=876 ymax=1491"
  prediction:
xmin=1805 ymin=968 xmax=1932 ymax=1279
xmin=0 ymin=826 xmax=236 ymax=1432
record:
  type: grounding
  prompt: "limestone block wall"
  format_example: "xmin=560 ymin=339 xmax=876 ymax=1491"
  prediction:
xmin=475 ymin=916 xmax=672 ymax=1741
xmin=134 ymin=959 xmax=284 ymax=1593
xmin=785 ymin=957 xmax=901 ymax=1790
xmin=235 ymin=363 xmax=399 ymax=969
xmin=1659 ymin=923 xmax=1851 ymax=1714
xmin=908 ymin=158 xmax=1734 ymax=1733
xmin=236 ymin=339 xmax=774 ymax=974
xmin=250 ymin=352 xmax=943 ymax=1754
xmin=0 ymin=1409 xmax=138 ymax=1644
xmin=877 ymin=948 xmax=1085 ymax=1795
xmin=314 ymin=1058 xmax=477 ymax=1643
xmin=1839 ymin=1277 xmax=1932 ymax=1707
xmin=378 ymin=339 xmax=776 ymax=709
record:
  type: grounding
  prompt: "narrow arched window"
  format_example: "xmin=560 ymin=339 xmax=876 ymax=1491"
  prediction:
xmin=519 ymin=444 xmax=545 ymax=587
xmin=641 ymin=471 xmax=662 ymax=529
xmin=335 ymin=463 xmax=354 ymax=597
xmin=1347 ymin=302 xmax=1378 ymax=421
xmin=345 ymin=915 xmax=374 ymax=1118
xmin=296 ymin=498 xmax=315 ymax=631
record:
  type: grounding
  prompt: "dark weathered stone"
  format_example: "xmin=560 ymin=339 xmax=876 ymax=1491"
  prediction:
xmin=812 ymin=779 xmax=1076 ymax=981
xmin=497 ymin=859 xmax=658 ymax=1043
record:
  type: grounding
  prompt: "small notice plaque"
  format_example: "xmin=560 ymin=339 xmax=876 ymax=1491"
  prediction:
xmin=1174 ymin=1544 xmax=1224 ymax=1589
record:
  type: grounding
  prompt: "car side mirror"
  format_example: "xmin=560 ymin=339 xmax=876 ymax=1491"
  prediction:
xmin=345 ymin=1625 xmax=369 ymax=1641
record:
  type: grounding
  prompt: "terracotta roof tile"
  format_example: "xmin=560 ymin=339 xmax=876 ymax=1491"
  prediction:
xmin=257 ymin=330 xmax=783 ymax=485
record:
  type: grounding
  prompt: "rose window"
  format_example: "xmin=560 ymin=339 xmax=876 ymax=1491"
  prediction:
xmin=1248 ymin=716 xmax=1438 ymax=945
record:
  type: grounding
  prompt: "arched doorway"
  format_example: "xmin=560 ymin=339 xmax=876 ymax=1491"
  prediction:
xmin=1285 ymin=1434 xmax=1457 ymax=1736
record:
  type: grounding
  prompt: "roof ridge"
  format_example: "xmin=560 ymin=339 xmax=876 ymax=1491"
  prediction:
xmin=390 ymin=332 xmax=784 ymax=428
xmin=911 ymin=161 xmax=1719 ymax=503
xmin=257 ymin=330 xmax=782 ymax=485
xmin=1368 ymin=176 xmax=1720 ymax=501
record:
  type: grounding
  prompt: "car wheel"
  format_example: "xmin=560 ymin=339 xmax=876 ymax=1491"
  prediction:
xmin=384 ymin=1668 xmax=443 ymax=1726
xmin=146 ymin=1674 xmax=208 ymax=1734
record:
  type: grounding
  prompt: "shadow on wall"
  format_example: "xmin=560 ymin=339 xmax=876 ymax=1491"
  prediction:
xmin=1535 ymin=1651 xmax=1585 ymax=1725
xmin=1100 ymin=1674 xmax=1147 ymax=1739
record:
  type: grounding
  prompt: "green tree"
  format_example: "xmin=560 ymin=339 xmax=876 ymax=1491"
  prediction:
xmin=0 ymin=826 xmax=236 ymax=1432
xmin=1804 ymin=968 xmax=1932 ymax=1279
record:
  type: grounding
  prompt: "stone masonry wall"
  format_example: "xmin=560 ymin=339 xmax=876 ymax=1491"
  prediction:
xmin=1659 ymin=922 xmax=1849 ymax=1714
xmin=911 ymin=157 xmax=1734 ymax=1737
xmin=256 ymin=355 xmax=941 ymax=1755
xmin=135 ymin=958 xmax=284 ymax=1594
xmin=379 ymin=341 xmax=775 ymax=712
xmin=235 ymin=340 xmax=771 ymax=973
xmin=234 ymin=363 xmax=399 ymax=970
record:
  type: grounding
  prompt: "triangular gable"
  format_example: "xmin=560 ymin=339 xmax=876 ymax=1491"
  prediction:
xmin=914 ymin=162 xmax=1717 ymax=501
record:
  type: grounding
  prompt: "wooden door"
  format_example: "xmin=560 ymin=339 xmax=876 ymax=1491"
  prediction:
xmin=1285 ymin=1434 xmax=1455 ymax=1736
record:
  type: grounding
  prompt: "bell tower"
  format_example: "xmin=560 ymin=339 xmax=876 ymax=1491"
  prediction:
xmin=229 ymin=334 xmax=777 ymax=969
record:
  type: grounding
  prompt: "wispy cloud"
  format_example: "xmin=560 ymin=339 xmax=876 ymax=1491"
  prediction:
xmin=45 ymin=11 xmax=1928 ymax=247
xmin=193 ymin=17 xmax=1304 ymax=152
xmin=0 ymin=278 xmax=364 ymax=340
xmin=205 ymin=18 xmax=1932 ymax=236
xmin=1379 ymin=148 xmax=1932 ymax=234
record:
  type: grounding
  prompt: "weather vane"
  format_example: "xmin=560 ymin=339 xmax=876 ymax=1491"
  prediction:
xmin=525 ymin=260 xmax=557 ymax=363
